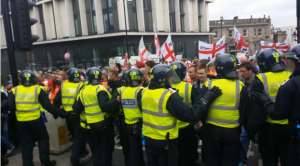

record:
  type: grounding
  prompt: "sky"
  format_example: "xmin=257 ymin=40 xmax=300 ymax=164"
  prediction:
xmin=209 ymin=0 xmax=297 ymax=28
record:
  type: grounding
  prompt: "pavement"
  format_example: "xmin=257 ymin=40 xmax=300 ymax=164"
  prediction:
xmin=6 ymin=131 xmax=262 ymax=166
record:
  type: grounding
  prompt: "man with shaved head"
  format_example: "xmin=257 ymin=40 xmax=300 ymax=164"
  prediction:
xmin=140 ymin=68 xmax=151 ymax=87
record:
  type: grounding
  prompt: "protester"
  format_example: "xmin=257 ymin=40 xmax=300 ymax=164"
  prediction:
xmin=193 ymin=64 xmax=209 ymax=90
xmin=145 ymin=60 xmax=156 ymax=72
xmin=186 ymin=65 xmax=198 ymax=83
xmin=140 ymin=68 xmax=151 ymax=87
xmin=108 ymin=69 xmax=122 ymax=93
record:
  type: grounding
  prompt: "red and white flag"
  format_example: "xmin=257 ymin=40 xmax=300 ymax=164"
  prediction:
xmin=153 ymin=23 xmax=161 ymax=58
xmin=234 ymin=26 xmax=249 ymax=54
xmin=139 ymin=36 xmax=150 ymax=62
xmin=161 ymin=35 xmax=175 ymax=62
xmin=198 ymin=35 xmax=225 ymax=60
xmin=284 ymin=39 xmax=291 ymax=51
xmin=185 ymin=60 xmax=191 ymax=68
xmin=260 ymin=41 xmax=290 ymax=55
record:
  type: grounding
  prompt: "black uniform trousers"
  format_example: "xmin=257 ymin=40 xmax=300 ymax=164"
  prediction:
xmin=82 ymin=128 xmax=97 ymax=157
xmin=116 ymin=114 xmax=130 ymax=166
xmin=126 ymin=120 xmax=145 ymax=166
xmin=145 ymin=136 xmax=179 ymax=166
xmin=89 ymin=119 xmax=115 ymax=166
xmin=17 ymin=117 xmax=50 ymax=166
xmin=259 ymin=123 xmax=290 ymax=166
xmin=178 ymin=124 xmax=198 ymax=166
xmin=66 ymin=112 xmax=85 ymax=165
xmin=202 ymin=124 xmax=240 ymax=166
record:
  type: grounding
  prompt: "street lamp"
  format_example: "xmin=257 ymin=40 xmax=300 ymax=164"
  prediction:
xmin=218 ymin=16 xmax=224 ymax=37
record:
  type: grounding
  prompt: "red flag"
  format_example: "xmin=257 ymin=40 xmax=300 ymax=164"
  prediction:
xmin=234 ymin=27 xmax=249 ymax=53
xmin=153 ymin=23 xmax=161 ymax=57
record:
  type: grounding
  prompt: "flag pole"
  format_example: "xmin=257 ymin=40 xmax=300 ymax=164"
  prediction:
xmin=123 ymin=0 xmax=129 ymax=59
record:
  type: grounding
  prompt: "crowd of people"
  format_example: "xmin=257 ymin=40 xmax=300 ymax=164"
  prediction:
xmin=1 ymin=44 xmax=300 ymax=166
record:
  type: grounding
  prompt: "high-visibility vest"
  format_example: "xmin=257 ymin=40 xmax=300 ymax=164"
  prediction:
xmin=61 ymin=82 xmax=83 ymax=111
xmin=121 ymin=86 xmax=143 ymax=124
xmin=50 ymin=86 xmax=60 ymax=104
xmin=117 ymin=86 xmax=127 ymax=114
xmin=172 ymin=81 xmax=192 ymax=129
xmin=38 ymin=85 xmax=47 ymax=112
xmin=257 ymin=71 xmax=290 ymax=125
xmin=101 ymin=82 xmax=108 ymax=87
xmin=80 ymin=111 xmax=90 ymax=129
xmin=142 ymin=88 xmax=178 ymax=140
xmin=41 ymin=82 xmax=48 ymax=91
xmin=205 ymin=79 xmax=244 ymax=128
xmin=80 ymin=85 xmax=111 ymax=124
xmin=12 ymin=85 xmax=41 ymax=121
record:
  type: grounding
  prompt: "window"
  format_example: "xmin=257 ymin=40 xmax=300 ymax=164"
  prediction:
xmin=174 ymin=42 xmax=186 ymax=56
xmin=179 ymin=0 xmax=185 ymax=32
xmin=194 ymin=41 xmax=199 ymax=57
xmin=143 ymin=0 xmax=153 ymax=31
xmin=243 ymin=29 xmax=248 ymax=37
xmin=102 ymin=0 xmax=119 ymax=32
xmin=214 ymin=31 xmax=219 ymax=39
xmin=229 ymin=29 xmax=233 ymax=38
xmin=198 ymin=0 xmax=201 ymax=32
xmin=169 ymin=0 xmax=176 ymax=32
xmin=85 ymin=0 xmax=97 ymax=35
xmin=254 ymin=44 xmax=257 ymax=51
xmin=258 ymin=29 xmax=262 ymax=36
xmin=254 ymin=29 xmax=256 ymax=37
xmin=38 ymin=5 xmax=46 ymax=41
xmin=72 ymin=0 xmax=82 ymax=36
xmin=128 ymin=0 xmax=138 ymax=30
xmin=259 ymin=44 xmax=261 ymax=51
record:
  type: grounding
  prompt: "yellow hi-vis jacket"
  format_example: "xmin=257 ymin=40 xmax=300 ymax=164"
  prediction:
xmin=39 ymin=85 xmax=46 ymax=112
xmin=142 ymin=88 xmax=178 ymax=140
xmin=257 ymin=71 xmax=290 ymax=125
xmin=61 ymin=82 xmax=83 ymax=111
xmin=80 ymin=84 xmax=111 ymax=124
xmin=117 ymin=86 xmax=127 ymax=114
xmin=205 ymin=79 xmax=244 ymax=128
xmin=120 ymin=86 xmax=143 ymax=124
xmin=12 ymin=85 xmax=42 ymax=121
xmin=172 ymin=81 xmax=192 ymax=129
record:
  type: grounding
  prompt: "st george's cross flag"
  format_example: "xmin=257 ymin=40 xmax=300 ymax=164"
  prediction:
xmin=138 ymin=36 xmax=150 ymax=62
xmin=161 ymin=35 xmax=176 ymax=62
xmin=260 ymin=40 xmax=290 ymax=55
xmin=198 ymin=35 xmax=225 ymax=60
xmin=234 ymin=26 xmax=249 ymax=54
xmin=153 ymin=23 xmax=161 ymax=58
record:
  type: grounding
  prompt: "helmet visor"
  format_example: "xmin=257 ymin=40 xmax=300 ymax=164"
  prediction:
xmin=285 ymin=53 xmax=299 ymax=74
xmin=165 ymin=68 xmax=181 ymax=85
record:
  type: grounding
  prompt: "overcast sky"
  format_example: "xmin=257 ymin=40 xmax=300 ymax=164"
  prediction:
xmin=209 ymin=0 xmax=297 ymax=28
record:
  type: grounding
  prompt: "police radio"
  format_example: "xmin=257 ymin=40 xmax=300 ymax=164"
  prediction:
xmin=41 ymin=112 xmax=47 ymax=123
xmin=141 ymin=128 xmax=146 ymax=146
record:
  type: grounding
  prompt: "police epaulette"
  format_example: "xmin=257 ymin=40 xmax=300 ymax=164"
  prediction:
xmin=168 ymin=88 xmax=178 ymax=93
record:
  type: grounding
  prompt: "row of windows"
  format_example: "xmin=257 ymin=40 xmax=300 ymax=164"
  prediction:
xmin=35 ymin=0 xmax=203 ymax=40
xmin=23 ymin=41 xmax=187 ymax=71
xmin=214 ymin=28 xmax=263 ymax=39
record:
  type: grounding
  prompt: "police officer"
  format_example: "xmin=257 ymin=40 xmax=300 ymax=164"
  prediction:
xmin=53 ymin=68 xmax=85 ymax=166
xmin=118 ymin=68 xmax=145 ymax=166
xmin=8 ymin=70 xmax=67 ymax=166
xmin=170 ymin=61 xmax=199 ymax=166
xmin=73 ymin=67 xmax=119 ymax=166
xmin=115 ymin=70 xmax=131 ymax=166
xmin=140 ymin=64 xmax=222 ymax=166
xmin=251 ymin=44 xmax=300 ymax=165
xmin=247 ymin=49 xmax=290 ymax=166
xmin=201 ymin=54 xmax=250 ymax=166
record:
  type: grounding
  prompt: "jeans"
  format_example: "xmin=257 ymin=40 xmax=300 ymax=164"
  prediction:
xmin=1 ymin=136 xmax=12 ymax=150
xmin=240 ymin=126 xmax=249 ymax=164
xmin=1 ymin=114 xmax=12 ymax=150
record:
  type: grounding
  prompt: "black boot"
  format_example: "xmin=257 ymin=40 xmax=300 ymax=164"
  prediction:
xmin=41 ymin=160 xmax=56 ymax=166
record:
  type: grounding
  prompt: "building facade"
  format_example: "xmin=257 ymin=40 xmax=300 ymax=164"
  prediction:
xmin=209 ymin=15 xmax=272 ymax=55
xmin=1 ymin=0 xmax=214 ymax=74
xmin=277 ymin=25 xmax=298 ymax=47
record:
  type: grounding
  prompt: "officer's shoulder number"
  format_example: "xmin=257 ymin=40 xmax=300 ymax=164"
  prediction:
xmin=281 ymin=78 xmax=290 ymax=86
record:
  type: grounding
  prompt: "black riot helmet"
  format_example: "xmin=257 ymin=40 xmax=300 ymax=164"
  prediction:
xmin=149 ymin=64 xmax=181 ymax=89
xmin=20 ymin=70 xmax=36 ymax=86
xmin=67 ymin=68 xmax=81 ymax=83
xmin=86 ymin=67 xmax=102 ymax=85
xmin=213 ymin=54 xmax=238 ymax=79
xmin=121 ymin=70 xmax=130 ymax=86
xmin=285 ymin=44 xmax=300 ymax=74
xmin=127 ymin=68 xmax=143 ymax=87
xmin=170 ymin=61 xmax=186 ymax=81
xmin=257 ymin=49 xmax=285 ymax=73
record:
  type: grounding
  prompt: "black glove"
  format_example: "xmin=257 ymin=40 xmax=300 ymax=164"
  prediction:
xmin=200 ymin=86 xmax=222 ymax=106
xmin=250 ymin=91 xmax=271 ymax=106
xmin=58 ymin=109 xmax=68 ymax=119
